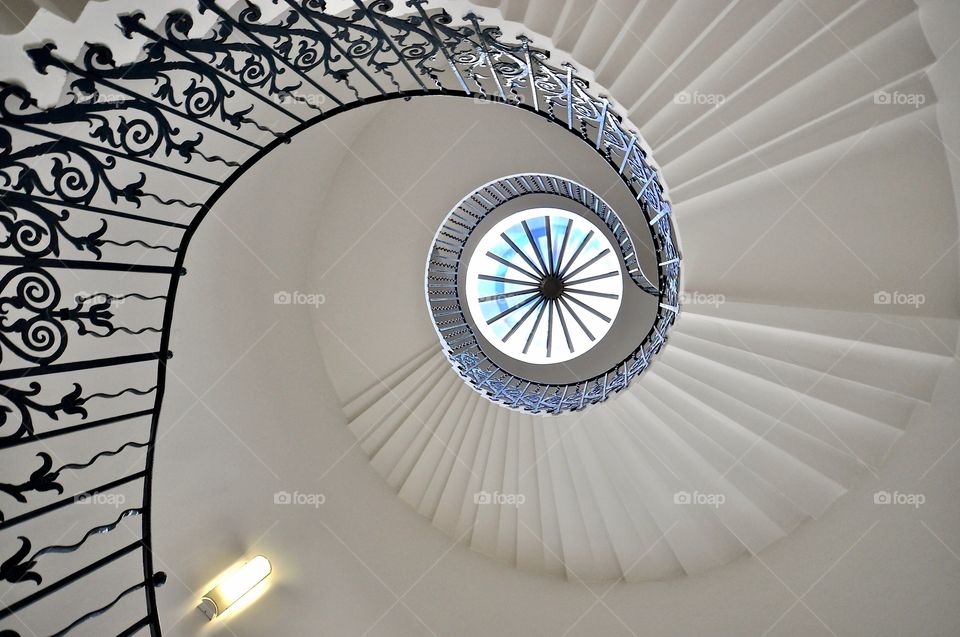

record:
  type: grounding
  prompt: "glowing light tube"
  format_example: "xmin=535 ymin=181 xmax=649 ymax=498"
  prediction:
xmin=198 ymin=556 xmax=271 ymax=620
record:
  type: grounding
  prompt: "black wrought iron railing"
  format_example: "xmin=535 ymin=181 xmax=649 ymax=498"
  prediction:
xmin=0 ymin=1 xmax=681 ymax=634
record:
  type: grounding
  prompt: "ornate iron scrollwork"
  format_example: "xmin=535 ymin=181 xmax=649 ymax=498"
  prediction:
xmin=0 ymin=191 xmax=106 ymax=260
xmin=0 ymin=267 xmax=164 ymax=365
xmin=0 ymin=125 xmax=144 ymax=209
xmin=0 ymin=268 xmax=69 ymax=365
xmin=0 ymin=441 xmax=147 ymax=522
xmin=0 ymin=538 xmax=40 ymax=586
xmin=0 ymin=382 xmax=87 ymax=442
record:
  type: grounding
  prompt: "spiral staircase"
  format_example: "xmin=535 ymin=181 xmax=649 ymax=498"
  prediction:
xmin=0 ymin=1 xmax=958 ymax=636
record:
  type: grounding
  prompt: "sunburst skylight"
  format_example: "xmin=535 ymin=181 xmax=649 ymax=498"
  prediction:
xmin=465 ymin=208 xmax=624 ymax=365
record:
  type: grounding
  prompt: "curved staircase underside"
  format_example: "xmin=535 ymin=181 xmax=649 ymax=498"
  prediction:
xmin=307 ymin=93 xmax=956 ymax=580
xmin=0 ymin=0 xmax=958 ymax=634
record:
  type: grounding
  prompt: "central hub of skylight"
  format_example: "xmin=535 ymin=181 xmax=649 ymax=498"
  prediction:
xmin=465 ymin=208 xmax=624 ymax=365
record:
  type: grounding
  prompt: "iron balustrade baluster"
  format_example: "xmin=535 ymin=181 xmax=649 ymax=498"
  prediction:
xmin=0 ymin=409 xmax=155 ymax=450
xmin=118 ymin=12 xmax=306 ymax=124
xmin=364 ymin=1 xmax=452 ymax=90
xmin=466 ymin=12 xmax=505 ymax=101
xmin=0 ymin=256 xmax=177 ymax=274
xmin=0 ymin=541 xmax=143 ymax=621
xmin=198 ymin=0 xmax=343 ymax=109
xmin=354 ymin=0 xmax=428 ymax=91
xmin=520 ymin=38 xmax=539 ymax=110
xmin=407 ymin=1 xmax=471 ymax=95
xmin=48 ymin=575 xmax=159 ymax=637
xmin=25 ymin=43 xmax=266 ymax=149
xmin=0 ymin=190 xmax=189 ymax=230
xmin=284 ymin=0 xmax=388 ymax=97
xmin=293 ymin=1 xmax=406 ymax=93
xmin=0 ymin=118 xmax=220 ymax=187
xmin=232 ymin=4 xmax=367 ymax=104
xmin=0 ymin=440 xmax=149 ymax=521
xmin=0 ymin=79 xmax=229 ymax=171
xmin=0 ymin=193 xmax=108 ymax=261
xmin=0 ymin=133 xmax=144 ymax=211
xmin=473 ymin=15 xmax=532 ymax=104
xmin=0 ymin=472 xmax=146 ymax=533
xmin=0 ymin=352 xmax=166 ymax=381
xmin=117 ymin=615 xmax=154 ymax=636
xmin=2 ymin=509 xmax=142 ymax=583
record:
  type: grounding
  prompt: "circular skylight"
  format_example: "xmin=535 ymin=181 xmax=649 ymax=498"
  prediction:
xmin=425 ymin=173 xmax=677 ymax=413
xmin=465 ymin=208 xmax=623 ymax=364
